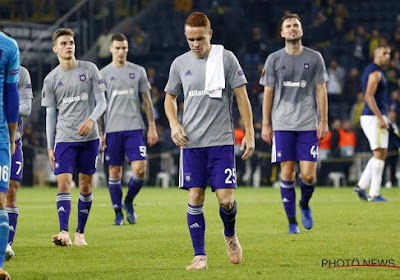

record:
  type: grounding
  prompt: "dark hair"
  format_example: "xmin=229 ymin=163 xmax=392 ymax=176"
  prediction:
xmin=185 ymin=12 xmax=211 ymax=31
xmin=280 ymin=13 xmax=301 ymax=29
xmin=52 ymin=28 xmax=74 ymax=44
xmin=111 ymin=33 xmax=127 ymax=42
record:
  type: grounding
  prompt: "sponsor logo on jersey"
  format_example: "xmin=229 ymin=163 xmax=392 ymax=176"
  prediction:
xmin=304 ymin=63 xmax=310 ymax=70
xmin=188 ymin=90 xmax=207 ymax=97
xmin=238 ymin=70 xmax=244 ymax=76
xmin=112 ymin=88 xmax=134 ymax=96
xmin=281 ymin=65 xmax=286 ymax=70
xmin=9 ymin=69 xmax=18 ymax=75
xmin=57 ymin=81 xmax=64 ymax=87
xmin=62 ymin=93 xmax=89 ymax=103
xmin=129 ymin=73 xmax=135 ymax=79
xmin=110 ymin=76 xmax=116 ymax=81
xmin=185 ymin=70 xmax=192 ymax=76
xmin=282 ymin=80 xmax=307 ymax=88
xmin=79 ymin=74 xmax=87 ymax=81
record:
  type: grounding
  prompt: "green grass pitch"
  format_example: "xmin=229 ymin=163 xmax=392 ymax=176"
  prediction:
xmin=5 ymin=186 xmax=400 ymax=279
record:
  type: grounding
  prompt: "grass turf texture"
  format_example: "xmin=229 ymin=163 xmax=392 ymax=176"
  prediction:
xmin=6 ymin=186 xmax=400 ymax=279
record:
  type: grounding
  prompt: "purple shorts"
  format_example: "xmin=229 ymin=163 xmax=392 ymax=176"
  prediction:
xmin=104 ymin=130 xmax=146 ymax=165
xmin=272 ymin=131 xmax=318 ymax=163
xmin=10 ymin=139 xmax=23 ymax=182
xmin=180 ymin=145 xmax=236 ymax=191
xmin=54 ymin=139 xmax=99 ymax=175
xmin=0 ymin=143 xmax=10 ymax=193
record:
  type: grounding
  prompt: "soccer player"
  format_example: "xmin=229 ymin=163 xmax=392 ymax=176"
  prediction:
xmin=0 ymin=30 xmax=20 ymax=279
xmin=164 ymin=12 xmax=255 ymax=270
xmin=100 ymin=33 xmax=158 ymax=225
xmin=5 ymin=65 xmax=33 ymax=261
xmin=41 ymin=28 xmax=107 ymax=246
xmin=260 ymin=14 xmax=329 ymax=234
xmin=353 ymin=44 xmax=391 ymax=202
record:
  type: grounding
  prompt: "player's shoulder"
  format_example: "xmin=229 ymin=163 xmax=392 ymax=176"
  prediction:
xmin=0 ymin=32 xmax=18 ymax=50
xmin=44 ymin=65 xmax=61 ymax=84
xmin=100 ymin=63 xmax=113 ymax=74
xmin=126 ymin=61 xmax=146 ymax=73
xmin=77 ymin=60 xmax=98 ymax=70
xmin=266 ymin=48 xmax=285 ymax=61
xmin=19 ymin=65 xmax=29 ymax=76
xmin=303 ymin=46 xmax=323 ymax=58
xmin=173 ymin=50 xmax=192 ymax=64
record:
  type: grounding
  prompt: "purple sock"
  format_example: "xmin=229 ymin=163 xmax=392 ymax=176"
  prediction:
xmin=56 ymin=193 xmax=71 ymax=231
xmin=220 ymin=200 xmax=237 ymax=237
xmin=6 ymin=207 xmax=18 ymax=244
xmin=76 ymin=192 xmax=93 ymax=233
xmin=187 ymin=204 xmax=206 ymax=256
xmin=280 ymin=180 xmax=296 ymax=223
xmin=125 ymin=175 xmax=143 ymax=204
xmin=300 ymin=180 xmax=315 ymax=209
xmin=108 ymin=179 xmax=122 ymax=213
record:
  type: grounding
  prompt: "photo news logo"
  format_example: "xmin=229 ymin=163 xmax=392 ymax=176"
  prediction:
xmin=322 ymin=258 xmax=400 ymax=269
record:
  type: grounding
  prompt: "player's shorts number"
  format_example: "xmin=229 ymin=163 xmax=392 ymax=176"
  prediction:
xmin=139 ymin=146 xmax=147 ymax=157
xmin=310 ymin=145 xmax=318 ymax=158
xmin=224 ymin=168 xmax=236 ymax=184
xmin=15 ymin=161 xmax=22 ymax=175
xmin=0 ymin=165 xmax=9 ymax=183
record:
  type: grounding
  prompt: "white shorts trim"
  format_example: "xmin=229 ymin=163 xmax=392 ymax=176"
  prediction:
xmin=360 ymin=115 xmax=389 ymax=150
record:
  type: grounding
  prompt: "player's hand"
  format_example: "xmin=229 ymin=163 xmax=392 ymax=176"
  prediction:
xmin=240 ymin=134 xmax=255 ymax=160
xmin=171 ymin=123 xmax=187 ymax=147
xmin=261 ymin=124 xmax=273 ymax=144
xmin=378 ymin=116 xmax=389 ymax=130
xmin=47 ymin=148 xmax=55 ymax=170
xmin=100 ymin=135 xmax=106 ymax=152
xmin=10 ymin=141 xmax=15 ymax=156
xmin=317 ymin=121 xmax=329 ymax=140
xmin=78 ymin=119 xmax=95 ymax=136
xmin=147 ymin=125 xmax=159 ymax=147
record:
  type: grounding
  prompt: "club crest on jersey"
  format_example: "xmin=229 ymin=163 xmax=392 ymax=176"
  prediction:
xmin=129 ymin=73 xmax=135 ymax=79
xmin=79 ymin=74 xmax=87 ymax=81
xmin=184 ymin=173 xmax=191 ymax=182
xmin=304 ymin=63 xmax=310 ymax=70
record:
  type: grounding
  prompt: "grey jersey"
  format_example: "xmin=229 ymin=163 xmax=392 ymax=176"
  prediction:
xmin=165 ymin=49 xmax=247 ymax=148
xmin=41 ymin=60 xmax=107 ymax=143
xmin=16 ymin=66 xmax=33 ymax=141
xmin=260 ymin=47 xmax=329 ymax=131
xmin=100 ymin=62 xmax=151 ymax=133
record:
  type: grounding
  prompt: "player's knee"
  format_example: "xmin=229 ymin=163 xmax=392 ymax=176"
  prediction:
xmin=133 ymin=162 xmax=147 ymax=179
xmin=188 ymin=191 xmax=205 ymax=205
xmin=302 ymin=174 xmax=315 ymax=184
xmin=281 ymin=170 xmax=296 ymax=181
xmin=218 ymin=196 xmax=234 ymax=210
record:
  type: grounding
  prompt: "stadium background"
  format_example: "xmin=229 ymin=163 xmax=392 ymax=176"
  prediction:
xmin=1 ymin=0 xmax=400 ymax=189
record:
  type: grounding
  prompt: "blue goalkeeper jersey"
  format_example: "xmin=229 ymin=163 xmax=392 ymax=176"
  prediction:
xmin=0 ymin=31 xmax=20 ymax=144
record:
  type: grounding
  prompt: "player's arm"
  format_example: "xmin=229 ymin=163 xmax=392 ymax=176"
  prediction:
xmin=4 ymin=82 xmax=19 ymax=156
xmin=364 ymin=71 xmax=388 ymax=129
xmin=164 ymin=93 xmax=187 ymax=147
xmin=141 ymin=90 xmax=158 ymax=147
xmin=19 ymin=98 xmax=32 ymax=117
xmin=46 ymin=106 xmax=57 ymax=169
xmin=316 ymin=82 xmax=329 ymax=139
xmin=78 ymin=92 xmax=107 ymax=136
xmin=261 ymin=86 xmax=274 ymax=144
xmin=98 ymin=115 xmax=106 ymax=151
xmin=233 ymin=84 xmax=255 ymax=160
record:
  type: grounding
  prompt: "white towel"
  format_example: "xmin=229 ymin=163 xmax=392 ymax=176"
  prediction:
xmin=205 ymin=44 xmax=225 ymax=98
